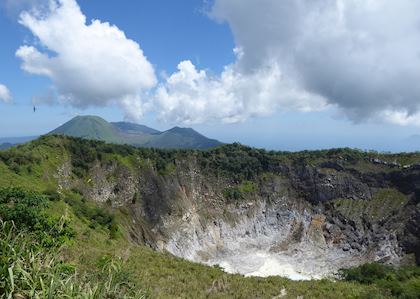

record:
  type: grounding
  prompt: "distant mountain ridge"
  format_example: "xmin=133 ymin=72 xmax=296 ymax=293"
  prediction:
xmin=112 ymin=122 xmax=160 ymax=135
xmin=49 ymin=115 xmax=222 ymax=149
xmin=0 ymin=136 xmax=38 ymax=150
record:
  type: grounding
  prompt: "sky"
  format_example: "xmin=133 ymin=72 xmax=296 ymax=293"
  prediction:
xmin=1 ymin=0 xmax=420 ymax=152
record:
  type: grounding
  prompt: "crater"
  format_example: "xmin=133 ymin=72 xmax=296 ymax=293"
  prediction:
xmin=161 ymin=201 xmax=373 ymax=280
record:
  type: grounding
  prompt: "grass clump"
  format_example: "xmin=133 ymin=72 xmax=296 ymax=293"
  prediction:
xmin=0 ymin=221 xmax=146 ymax=299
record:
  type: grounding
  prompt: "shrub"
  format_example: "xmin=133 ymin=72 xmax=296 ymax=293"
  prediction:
xmin=223 ymin=187 xmax=243 ymax=201
xmin=64 ymin=193 xmax=117 ymax=237
xmin=340 ymin=263 xmax=420 ymax=298
xmin=339 ymin=263 xmax=393 ymax=284
xmin=223 ymin=181 xmax=257 ymax=202
xmin=0 ymin=187 xmax=73 ymax=247
xmin=43 ymin=187 xmax=61 ymax=201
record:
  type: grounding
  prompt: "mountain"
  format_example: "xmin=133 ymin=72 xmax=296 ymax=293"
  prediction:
xmin=50 ymin=115 xmax=123 ymax=144
xmin=112 ymin=121 xmax=160 ymax=135
xmin=49 ymin=115 xmax=222 ymax=149
xmin=0 ymin=142 xmax=14 ymax=150
xmin=0 ymin=136 xmax=38 ymax=144
xmin=144 ymin=127 xmax=221 ymax=149
xmin=0 ymin=136 xmax=38 ymax=150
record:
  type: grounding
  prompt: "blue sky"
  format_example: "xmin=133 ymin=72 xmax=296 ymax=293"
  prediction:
xmin=1 ymin=0 xmax=420 ymax=151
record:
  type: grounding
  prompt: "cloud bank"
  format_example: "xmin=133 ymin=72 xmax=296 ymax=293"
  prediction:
xmin=155 ymin=59 xmax=326 ymax=124
xmin=0 ymin=84 xmax=12 ymax=103
xmin=15 ymin=0 xmax=420 ymax=126
xmin=16 ymin=0 xmax=156 ymax=121
xmin=156 ymin=0 xmax=420 ymax=125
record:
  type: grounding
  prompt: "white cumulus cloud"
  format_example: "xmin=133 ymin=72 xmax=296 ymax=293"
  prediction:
xmin=208 ymin=0 xmax=420 ymax=125
xmin=156 ymin=0 xmax=420 ymax=125
xmin=16 ymin=0 xmax=156 ymax=121
xmin=155 ymin=59 xmax=326 ymax=124
xmin=0 ymin=84 xmax=12 ymax=103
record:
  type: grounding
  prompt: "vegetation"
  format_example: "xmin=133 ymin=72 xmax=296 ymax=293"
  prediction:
xmin=331 ymin=188 xmax=408 ymax=224
xmin=223 ymin=181 xmax=257 ymax=201
xmin=0 ymin=187 xmax=386 ymax=298
xmin=0 ymin=187 xmax=73 ymax=248
xmin=340 ymin=263 xmax=420 ymax=298
xmin=0 ymin=188 xmax=144 ymax=298
xmin=1 ymin=136 xmax=420 ymax=298
xmin=0 ymin=221 xmax=146 ymax=299
xmin=0 ymin=147 xmax=40 ymax=174
xmin=63 ymin=191 xmax=119 ymax=238
xmin=5 ymin=134 xmax=420 ymax=183
xmin=49 ymin=115 xmax=222 ymax=149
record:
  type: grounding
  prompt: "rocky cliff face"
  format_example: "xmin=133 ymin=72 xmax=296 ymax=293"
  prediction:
xmin=56 ymin=145 xmax=420 ymax=279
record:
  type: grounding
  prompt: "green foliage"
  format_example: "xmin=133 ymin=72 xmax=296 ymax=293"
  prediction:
xmin=340 ymin=263 xmax=394 ymax=284
xmin=200 ymin=143 xmax=269 ymax=181
xmin=0 ymin=221 xmax=146 ymax=299
xmin=67 ymin=137 xmax=102 ymax=177
xmin=331 ymin=189 xmax=407 ymax=224
xmin=30 ymin=135 xmax=420 ymax=186
xmin=109 ymin=221 xmax=120 ymax=239
xmin=64 ymin=192 xmax=118 ymax=237
xmin=223 ymin=181 xmax=257 ymax=201
xmin=43 ymin=186 xmax=61 ymax=201
xmin=0 ymin=187 xmax=73 ymax=247
xmin=223 ymin=187 xmax=243 ymax=201
xmin=56 ymin=134 xmax=178 ymax=177
xmin=340 ymin=263 xmax=420 ymax=298
xmin=3 ymin=136 xmax=420 ymax=298
xmin=0 ymin=147 xmax=41 ymax=174
xmin=238 ymin=180 xmax=257 ymax=193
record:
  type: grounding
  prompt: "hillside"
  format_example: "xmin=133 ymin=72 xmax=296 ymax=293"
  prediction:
xmin=50 ymin=115 xmax=123 ymax=143
xmin=0 ymin=135 xmax=419 ymax=298
xmin=49 ymin=115 xmax=222 ymax=149
xmin=143 ymin=127 xmax=222 ymax=149
xmin=112 ymin=121 xmax=161 ymax=135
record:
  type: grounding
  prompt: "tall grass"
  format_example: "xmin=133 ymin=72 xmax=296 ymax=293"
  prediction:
xmin=0 ymin=221 xmax=146 ymax=299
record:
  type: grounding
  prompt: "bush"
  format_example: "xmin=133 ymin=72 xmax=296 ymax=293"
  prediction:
xmin=43 ymin=187 xmax=61 ymax=201
xmin=223 ymin=181 xmax=257 ymax=202
xmin=0 ymin=187 xmax=73 ymax=247
xmin=223 ymin=187 xmax=243 ymax=201
xmin=64 ymin=193 xmax=117 ymax=237
xmin=340 ymin=263 xmax=420 ymax=298
xmin=339 ymin=263 xmax=393 ymax=284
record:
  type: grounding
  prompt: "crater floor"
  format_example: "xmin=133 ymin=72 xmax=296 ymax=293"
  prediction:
xmin=202 ymin=245 xmax=362 ymax=280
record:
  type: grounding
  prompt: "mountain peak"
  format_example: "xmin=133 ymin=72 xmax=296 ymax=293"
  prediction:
xmin=48 ymin=115 xmax=221 ymax=149
xmin=167 ymin=126 xmax=200 ymax=135
xmin=112 ymin=122 xmax=160 ymax=135
xmin=71 ymin=115 xmax=109 ymax=123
